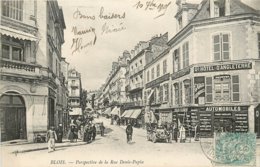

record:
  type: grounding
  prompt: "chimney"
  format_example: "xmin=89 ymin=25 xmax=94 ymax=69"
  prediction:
xmin=225 ymin=0 xmax=230 ymax=16
xmin=210 ymin=0 xmax=215 ymax=18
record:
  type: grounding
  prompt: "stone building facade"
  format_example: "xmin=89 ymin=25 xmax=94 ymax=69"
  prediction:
xmin=0 ymin=0 xmax=66 ymax=142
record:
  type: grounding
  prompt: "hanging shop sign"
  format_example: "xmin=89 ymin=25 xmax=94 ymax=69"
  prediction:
xmin=171 ymin=67 xmax=190 ymax=80
xmin=194 ymin=62 xmax=252 ymax=73
xmin=204 ymin=106 xmax=248 ymax=112
xmin=146 ymin=73 xmax=170 ymax=89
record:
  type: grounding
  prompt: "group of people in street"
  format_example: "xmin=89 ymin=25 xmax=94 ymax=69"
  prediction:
xmin=83 ymin=123 xmax=96 ymax=143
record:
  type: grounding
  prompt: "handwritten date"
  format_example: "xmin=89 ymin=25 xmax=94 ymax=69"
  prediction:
xmin=133 ymin=0 xmax=171 ymax=19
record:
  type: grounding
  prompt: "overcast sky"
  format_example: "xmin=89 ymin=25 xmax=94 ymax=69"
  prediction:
xmin=58 ymin=0 xmax=260 ymax=91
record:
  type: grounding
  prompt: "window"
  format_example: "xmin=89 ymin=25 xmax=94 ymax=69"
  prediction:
xmin=140 ymin=59 xmax=142 ymax=65
xmin=147 ymin=71 xmax=150 ymax=82
xmin=174 ymin=83 xmax=179 ymax=105
xmin=232 ymin=75 xmax=240 ymax=102
xmin=2 ymin=0 xmax=23 ymax=21
xmin=173 ymin=48 xmax=180 ymax=72
xmin=214 ymin=75 xmax=240 ymax=103
xmin=184 ymin=79 xmax=192 ymax=104
xmin=179 ymin=82 xmax=182 ymax=105
xmin=182 ymin=42 xmax=189 ymax=68
xmin=156 ymin=64 xmax=160 ymax=77
xmin=214 ymin=75 xmax=232 ymax=103
xmin=205 ymin=77 xmax=213 ymax=103
xmin=178 ymin=17 xmax=183 ymax=29
xmin=151 ymin=68 xmax=155 ymax=80
xmin=213 ymin=0 xmax=225 ymax=17
xmin=71 ymin=89 xmax=76 ymax=96
xmin=163 ymin=60 xmax=167 ymax=74
xmin=2 ymin=45 xmax=10 ymax=59
xmin=159 ymin=86 xmax=163 ymax=103
xmin=49 ymin=50 xmax=53 ymax=70
xmin=2 ymin=44 xmax=24 ymax=61
xmin=213 ymin=33 xmax=230 ymax=61
xmin=163 ymin=83 xmax=169 ymax=102
xmin=153 ymin=88 xmax=157 ymax=104
xmin=258 ymin=33 xmax=260 ymax=58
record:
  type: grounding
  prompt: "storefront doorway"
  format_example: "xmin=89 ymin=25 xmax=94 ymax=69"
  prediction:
xmin=0 ymin=92 xmax=26 ymax=141
xmin=213 ymin=118 xmax=234 ymax=133
xmin=48 ymin=98 xmax=55 ymax=128
xmin=255 ymin=105 xmax=260 ymax=138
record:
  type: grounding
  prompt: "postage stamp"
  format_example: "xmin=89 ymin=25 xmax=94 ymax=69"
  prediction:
xmin=214 ymin=133 xmax=256 ymax=166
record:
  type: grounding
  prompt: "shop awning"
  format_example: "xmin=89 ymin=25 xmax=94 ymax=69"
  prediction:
xmin=130 ymin=109 xmax=142 ymax=119
xmin=69 ymin=107 xmax=82 ymax=116
xmin=110 ymin=107 xmax=120 ymax=116
xmin=122 ymin=110 xmax=134 ymax=118
xmin=104 ymin=107 xmax=111 ymax=115
xmin=0 ymin=25 xmax=37 ymax=41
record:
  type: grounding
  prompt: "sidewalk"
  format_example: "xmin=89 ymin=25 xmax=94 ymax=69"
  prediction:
xmin=1 ymin=139 xmax=86 ymax=154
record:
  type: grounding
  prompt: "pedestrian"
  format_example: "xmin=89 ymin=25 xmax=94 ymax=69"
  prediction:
xmin=179 ymin=124 xmax=186 ymax=143
xmin=92 ymin=124 xmax=96 ymax=141
xmin=74 ymin=126 xmax=78 ymax=142
xmin=88 ymin=124 xmax=93 ymax=142
xmin=46 ymin=126 xmax=57 ymax=153
xmin=194 ymin=123 xmax=200 ymax=141
xmin=68 ymin=125 xmax=75 ymax=142
xmin=126 ymin=123 xmax=133 ymax=143
xmin=173 ymin=123 xmax=178 ymax=143
xmin=56 ymin=124 xmax=63 ymax=143
xmin=83 ymin=124 xmax=89 ymax=142
xmin=100 ymin=123 xmax=105 ymax=136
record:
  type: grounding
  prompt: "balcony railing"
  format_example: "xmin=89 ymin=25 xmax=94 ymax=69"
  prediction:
xmin=1 ymin=59 xmax=41 ymax=76
xmin=129 ymin=66 xmax=143 ymax=76
xmin=129 ymin=81 xmax=143 ymax=91
xmin=123 ymin=100 xmax=143 ymax=107
xmin=71 ymin=83 xmax=79 ymax=87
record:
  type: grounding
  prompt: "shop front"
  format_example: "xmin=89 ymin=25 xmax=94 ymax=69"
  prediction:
xmin=172 ymin=105 xmax=249 ymax=137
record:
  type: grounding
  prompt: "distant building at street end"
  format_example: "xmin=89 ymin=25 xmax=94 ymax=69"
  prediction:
xmin=67 ymin=68 xmax=83 ymax=119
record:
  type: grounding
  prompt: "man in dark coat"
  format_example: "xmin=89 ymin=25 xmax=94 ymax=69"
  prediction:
xmin=92 ymin=124 xmax=96 ymax=141
xmin=126 ymin=123 xmax=133 ymax=143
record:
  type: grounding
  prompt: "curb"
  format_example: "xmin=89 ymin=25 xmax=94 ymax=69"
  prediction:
xmin=11 ymin=142 xmax=86 ymax=154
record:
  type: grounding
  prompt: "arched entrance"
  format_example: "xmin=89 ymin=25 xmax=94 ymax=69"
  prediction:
xmin=0 ymin=92 xmax=27 ymax=141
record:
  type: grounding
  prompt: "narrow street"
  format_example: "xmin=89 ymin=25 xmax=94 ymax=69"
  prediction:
xmin=2 ymin=117 xmax=212 ymax=167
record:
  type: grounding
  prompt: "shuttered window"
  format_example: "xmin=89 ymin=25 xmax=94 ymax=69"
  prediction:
xmin=174 ymin=83 xmax=179 ymax=105
xmin=205 ymin=77 xmax=213 ymax=103
xmin=213 ymin=33 xmax=230 ymax=61
xmin=232 ymin=75 xmax=240 ymax=102
xmin=179 ymin=82 xmax=183 ymax=105
xmin=164 ymin=83 xmax=169 ymax=102
xmin=159 ymin=86 xmax=163 ymax=103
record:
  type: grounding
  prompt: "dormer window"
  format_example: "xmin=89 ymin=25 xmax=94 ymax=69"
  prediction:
xmin=178 ymin=17 xmax=183 ymax=29
xmin=214 ymin=0 xmax=225 ymax=17
xmin=210 ymin=0 xmax=228 ymax=18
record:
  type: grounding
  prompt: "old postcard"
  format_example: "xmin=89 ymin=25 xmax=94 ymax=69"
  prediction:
xmin=0 ymin=0 xmax=260 ymax=167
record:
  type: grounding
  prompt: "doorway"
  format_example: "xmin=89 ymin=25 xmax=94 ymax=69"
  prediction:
xmin=0 ymin=92 xmax=26 ymax=141
xmin=255 ymin=105 xmax=260 ymax=138
xmin=213 ymin=118 xmax=234 ymax=133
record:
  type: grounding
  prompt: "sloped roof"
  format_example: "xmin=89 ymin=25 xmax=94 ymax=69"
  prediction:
xmin=192 ymin=0 xmax=260 ymax=22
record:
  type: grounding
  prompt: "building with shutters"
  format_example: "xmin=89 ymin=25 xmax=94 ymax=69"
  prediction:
xmin=0 ymin=0 xmax=66 ymax=142
xmin=67 ymin=69 xmax=83 ymax=119
xmin=163 ymin=0 xmax=260 ymax=137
